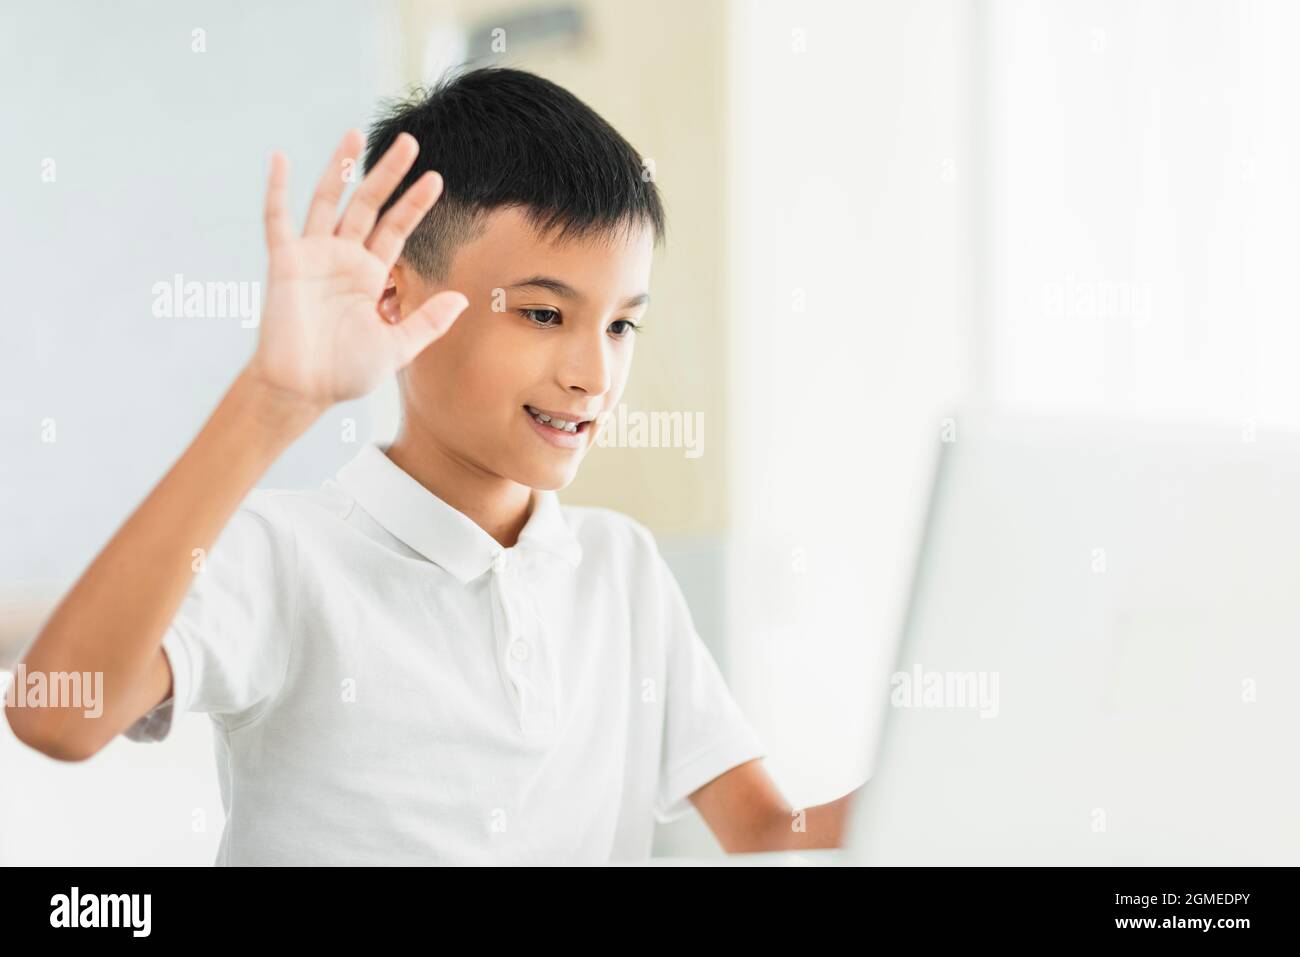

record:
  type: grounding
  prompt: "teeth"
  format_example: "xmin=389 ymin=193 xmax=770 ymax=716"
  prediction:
xmin=527 ymin=406 xmax=580 ymax=433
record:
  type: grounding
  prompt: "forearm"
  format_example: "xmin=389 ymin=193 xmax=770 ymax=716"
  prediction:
xmin=761 ymin=788 xmax=861 ymax=851
xmin=6 ymin=367 xmax=321 ymax=756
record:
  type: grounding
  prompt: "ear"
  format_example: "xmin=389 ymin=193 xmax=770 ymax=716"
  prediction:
xmin=378 ymin=264 xmax=405 ymax=325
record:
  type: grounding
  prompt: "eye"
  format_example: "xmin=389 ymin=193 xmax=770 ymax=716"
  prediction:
xmin=520 ymin=308 xmax=561 ymax=327
xmin=609 ymin=319 xmax=643 ymax=338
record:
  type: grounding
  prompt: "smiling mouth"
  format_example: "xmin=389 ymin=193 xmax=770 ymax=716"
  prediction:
xmin=524 ymin=404 xmax=594 ymax=435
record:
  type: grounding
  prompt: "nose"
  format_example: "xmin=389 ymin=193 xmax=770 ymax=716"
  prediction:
xmin=556 ymin=326 xmax=613 ymax=398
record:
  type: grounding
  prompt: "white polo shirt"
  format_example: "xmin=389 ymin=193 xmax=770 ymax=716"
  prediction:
xmin=125 ymin=442 xmax=765 ymax=865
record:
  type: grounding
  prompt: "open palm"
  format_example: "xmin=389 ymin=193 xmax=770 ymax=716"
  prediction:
xmin=249 ymin=129 xmax=467 ymax=409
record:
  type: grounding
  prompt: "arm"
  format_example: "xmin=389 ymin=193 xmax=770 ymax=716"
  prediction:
xmin=5 ymin=373 xmax=317 ymax=760
xmin=5 ymin=130 xmax=467 ymax=761
xmin=689 ymin=759 xmax=862 ymax=853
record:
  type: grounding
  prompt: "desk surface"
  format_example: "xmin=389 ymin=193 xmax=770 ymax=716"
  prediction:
xmin=627 ymin=849 xmax=849 ymax=867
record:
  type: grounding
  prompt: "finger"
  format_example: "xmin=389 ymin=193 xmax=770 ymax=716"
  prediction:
xmin=303 ymin=130 xmax=365 ymax=236
xmin=387 ymin=290 xmax=468 ymax=368
xmin=263 ymin=151 xmax=293 ymax=250
xmin=365 ymin=171 xmax=443 ymax=268
xmin=335 ymin=132 xmax=419 ymax=242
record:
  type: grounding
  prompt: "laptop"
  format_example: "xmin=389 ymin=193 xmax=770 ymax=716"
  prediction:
xmin=842 ymin=412 xmax=1300 ymax=865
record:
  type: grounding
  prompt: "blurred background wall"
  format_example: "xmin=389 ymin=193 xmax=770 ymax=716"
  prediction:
xmin=987 ymin=0 xmax=1300 ymax=426
xmin=724 ymin=0 xmax=971 ymax=838
xmin=5 ymin=0 xmax=1299 ymax=863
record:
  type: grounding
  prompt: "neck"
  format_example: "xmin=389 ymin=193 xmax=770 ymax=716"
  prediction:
xmin=384 ymin=425 xmax=534 ymax=550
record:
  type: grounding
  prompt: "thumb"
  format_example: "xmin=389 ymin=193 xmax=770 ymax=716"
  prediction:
xmin=388 ymin=290 xmax=469 ymax=368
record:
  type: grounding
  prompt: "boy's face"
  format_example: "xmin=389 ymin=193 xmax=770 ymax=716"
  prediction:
xmin=391 ymin=206 xmax=654 ymax=491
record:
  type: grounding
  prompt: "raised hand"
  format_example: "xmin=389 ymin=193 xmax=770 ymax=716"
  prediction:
xmin=247 ymin=129 xmax=467 ymax=412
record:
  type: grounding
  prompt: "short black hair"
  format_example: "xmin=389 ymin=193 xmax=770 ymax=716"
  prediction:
xmin=365 ymin=67 xmax=666 ymax=279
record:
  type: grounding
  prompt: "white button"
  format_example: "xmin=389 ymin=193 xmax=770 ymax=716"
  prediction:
xmin=508 ymin=639 xmax=530 ymax=662
xmin=492 ymin=551 xmax=508 ymax=573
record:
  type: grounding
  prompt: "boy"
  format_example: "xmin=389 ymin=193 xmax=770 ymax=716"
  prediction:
xmin=7 ymin=68 xmax=858 ymax=864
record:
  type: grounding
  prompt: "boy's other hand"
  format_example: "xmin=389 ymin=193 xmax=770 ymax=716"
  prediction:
xmin=246 ymin=129 xmax=468 ymax=415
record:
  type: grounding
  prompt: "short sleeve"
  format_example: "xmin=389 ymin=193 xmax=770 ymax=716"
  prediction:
xmin=653 ymin=552 xmax=766 ymax=823
xmin=123 ymin=497 xmax=296 ymax=743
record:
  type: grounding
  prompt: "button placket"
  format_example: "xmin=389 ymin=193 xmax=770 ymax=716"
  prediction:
xmin=489 ymin=549 xmax=554 ymax=734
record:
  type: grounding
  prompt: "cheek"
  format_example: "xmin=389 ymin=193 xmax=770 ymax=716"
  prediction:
xmin=476 ymin=325 xmax=546 ymax=401
xmin=606 ymin=345 xmax=635 ymax=403
xmin=419 ymin=320 xmax=542 ymax=420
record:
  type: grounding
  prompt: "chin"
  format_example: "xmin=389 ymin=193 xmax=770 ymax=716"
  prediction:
xmin=512 ymin=459 xmax=583 ymax=492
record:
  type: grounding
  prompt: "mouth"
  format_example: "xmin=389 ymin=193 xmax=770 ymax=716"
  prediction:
xmin=523 ymin=404 xmax=596 ymax=449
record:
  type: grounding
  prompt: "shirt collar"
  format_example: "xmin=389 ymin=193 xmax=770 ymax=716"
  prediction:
xmin=336 ymin=443 xmax=583 ymax=583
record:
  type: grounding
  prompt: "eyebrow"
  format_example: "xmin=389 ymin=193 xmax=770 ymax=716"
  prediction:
xmin=509 ymin=275 xmax=650 ymax=310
